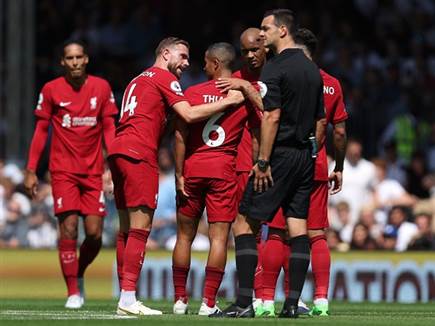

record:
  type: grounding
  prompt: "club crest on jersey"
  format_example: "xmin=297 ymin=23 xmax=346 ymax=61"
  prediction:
xmin=90 ymin=96 xmax=97 ymax=109
xmin=170 ymin=81 xmax=184 ymax=96
xmin=258 ymin=81 xmax=267 ymax=98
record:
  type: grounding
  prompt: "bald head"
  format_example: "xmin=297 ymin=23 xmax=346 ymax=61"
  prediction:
xmin=240 ymin=28 xmax=261 ymax=45
xmin=239 ymin=27 xmax=266 ymax=72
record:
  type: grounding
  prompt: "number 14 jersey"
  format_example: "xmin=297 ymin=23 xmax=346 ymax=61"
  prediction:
xmin=183 ymin=80 xmax=262 ymax=180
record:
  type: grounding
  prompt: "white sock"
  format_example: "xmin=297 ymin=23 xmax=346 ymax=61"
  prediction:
xmin=314 ymin=298 xmax=328 ymax=306
xmin=119 ymin=290 xmax=136 ymax=307
xmin=264 ymin=300 xmax=274 ymax=307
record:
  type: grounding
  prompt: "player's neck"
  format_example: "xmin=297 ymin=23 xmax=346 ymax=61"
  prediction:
xmin=213 ymin=69 xmax=232 ymax=79
xmin=65 ymin=74 xmax=87 ymax=90
xmin=275 ymin=38 xmax=296 ymax=55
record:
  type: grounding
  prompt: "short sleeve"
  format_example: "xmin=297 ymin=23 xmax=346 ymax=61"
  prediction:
xmin=247 ymin=106 xmax=262 ymax=130
xmin=34 ymin=84 xmax=53 ymax=120
xmin=332 ymin=80 xmax=348 ymax=124
xmin=158 ymin=72 xmax=187 ymax=107
xmin=101 ymin=82 xmax=119 ymax=117
xmin=260 ymin=63 xmax=281 ymax=111
xmin=316 ymin=79 xmax=326 ymax=120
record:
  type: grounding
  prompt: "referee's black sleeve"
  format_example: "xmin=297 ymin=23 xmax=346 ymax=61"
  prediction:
xmin=260 ymin=63 xmax=281 ymax=111
xmin=316 ymin=79 xmax=326 ymax=119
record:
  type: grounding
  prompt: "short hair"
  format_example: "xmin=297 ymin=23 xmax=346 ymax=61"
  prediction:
xmin=61 ymin=39 xmax=88 ymax=57
xmin=155 ymin=37 xmax=190 ymax=57
xmin=294 ymin=28 xmax=318 ymax=57
xmin=263 ymin=9 xmax=297 ymax=36
xmin=206 ymin=42 xmax=236 ymax=69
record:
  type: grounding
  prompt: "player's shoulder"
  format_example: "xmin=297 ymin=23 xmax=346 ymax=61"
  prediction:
xmin=185 ymin=80 xmax=214 ymax=94
xmin=44 ymin=76 xmax=65 ymax=89
xmin=320 ymin=69 xmax=341 ymax=89
xmin=232 ymin=70 xmax=242 ymax=79
xmin=87 ymin=74 xmax=112 ymax=90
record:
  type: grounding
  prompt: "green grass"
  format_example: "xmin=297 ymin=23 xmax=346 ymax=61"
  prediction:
xmin=0 ymin=299 xmax=435 ymax=325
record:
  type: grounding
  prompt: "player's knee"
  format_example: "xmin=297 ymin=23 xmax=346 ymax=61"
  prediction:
xmin=60 ymin=225 xmax=78 ymax=239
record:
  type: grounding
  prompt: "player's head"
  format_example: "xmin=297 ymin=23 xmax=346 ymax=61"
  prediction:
xmin=293 ymin=28 xmax=318 ymax=60
xmin=240 ymin=28 xmax=267 ymax=71
xmin=155 ymin=37 xmax=190 ymax=79
xmin=61 ymin=40 xmax=88 ymax=80
xmin=204 ymin=42 xmax=236 ymax=80
xmin=260 ymin=9 xmax=296 ymax=52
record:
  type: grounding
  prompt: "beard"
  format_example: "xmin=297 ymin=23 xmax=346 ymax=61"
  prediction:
xmin=168 ymin=61 xmax=181 ymax=78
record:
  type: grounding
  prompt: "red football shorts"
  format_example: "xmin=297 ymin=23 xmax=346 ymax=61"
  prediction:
xmin=267 ymin=208 xmax=286 ymax=230
xmin=236 ymin=171 xmax=250 ymax=204
xmin=108 ymin=154 xmax=158 ymax=210
xmin=307 ymin=180 xmax=329 ymax=229
xmin=178 ymin=177 xmax=238 ymax=223
xmin=51 ymin=172 xmax=105 ymax=217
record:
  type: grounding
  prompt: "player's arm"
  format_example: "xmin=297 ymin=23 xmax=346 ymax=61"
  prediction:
xmin=24 ymin=118 xmax=50 ymax=197
xmin=102 ymin=115 xmax=116 ymax=149
xmin=174 ymin=118 xmax=189 ymax=198
xmin=215 ymin=78 xmax=264 ymax=111
xmin=250 ymin=127 xmax=260 ymax=163
xmin=253 ymin=108 xmax=280 ymax=192
xmin=329 ymin=121 xmax=347 ymax=194
xmin=172 ymin=90 xmax=244 ymax=123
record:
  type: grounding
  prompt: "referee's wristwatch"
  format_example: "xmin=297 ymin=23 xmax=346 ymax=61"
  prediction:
xmin=257 ymin=159 xmax=269 ymax=172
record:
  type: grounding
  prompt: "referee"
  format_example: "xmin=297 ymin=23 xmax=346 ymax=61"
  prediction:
xmin=213 ymin=9 xmax=325 ymax=318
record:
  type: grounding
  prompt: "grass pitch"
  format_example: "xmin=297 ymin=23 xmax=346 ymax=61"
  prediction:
xmin=1 ymin=299 xmax=435 ymax=326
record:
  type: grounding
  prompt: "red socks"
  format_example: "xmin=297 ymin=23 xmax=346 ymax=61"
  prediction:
xmin=203 ymin=266 xmax=225 ymax=307
xmin=310 ymin=235 xmax=330 ymax=299
xmin=120 ymin=229 xmax=149 ymax=291
xmin=116 ymin=232 xmax=128 ymax=288
xmin=262 ymin=237 xmax=286 ymax=300
xmin=59 ymin=239 xmax=79 ymax=296
xmin=172 ymin=265 xmax=190 ymax=302
xmin=254 ymin=239 xmax=264 ymax=300
xmin=77 ymin=236 xmax=102 ymax=278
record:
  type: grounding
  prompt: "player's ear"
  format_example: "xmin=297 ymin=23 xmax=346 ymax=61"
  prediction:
xmin=214 ymin=58 xmax=220 ymax=71
xmin=84 ymin=54 xmax=89 ymax=65
xmin=162 ymin=48 xmax=171 ymax=62
xmin=279 ymin=25 xmax=288 ymax=38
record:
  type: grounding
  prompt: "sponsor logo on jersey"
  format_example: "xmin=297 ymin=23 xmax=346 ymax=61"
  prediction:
xmin=258 ymin=81 xmax=267 ymax=98
xmin=61 ymin=114 xmax=97 ymax=128
xmin=59 ymin=101 xmax=72 ymax=107
xmin=90 ymin=96 xmax=97 ymax=110
xmin=170 ymin=81 xmax=184 ymax=96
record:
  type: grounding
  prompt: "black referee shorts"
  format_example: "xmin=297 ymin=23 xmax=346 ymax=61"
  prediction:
xmin=239 ymin=146 xmax=314 ymax=222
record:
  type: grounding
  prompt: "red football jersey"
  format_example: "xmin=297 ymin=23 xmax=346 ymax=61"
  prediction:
xmin=315 ymin=69 xmax=348 ymax=181
xmin=183 ymin=80 xmax=262 ymax=179
xmin=109 ymin=67 xmax=186 ymax=167
xmin=34 ymin=75 xmax=118 ymax=174
xmin=232 ymin=68 xmax=264 ymax=172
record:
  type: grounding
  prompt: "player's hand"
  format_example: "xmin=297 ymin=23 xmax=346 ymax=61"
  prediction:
xmin=176 ymin=175 xmax=189 ymax=204
xmin=215 ymin=78 xmax=248 ymax=93
xmin=24 ymin=169 xmax=39 ymax=198
xmin=226 ymin=89 xmax=245 ymax=106
xmin=328 ymin=171 xmax=342 ymax=195
xmin=252 ymin=163 xmax=273 ymax=193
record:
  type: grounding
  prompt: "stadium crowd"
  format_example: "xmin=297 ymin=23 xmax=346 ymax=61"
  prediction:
xmin=1 ymin=0 xmax=435 ymax=251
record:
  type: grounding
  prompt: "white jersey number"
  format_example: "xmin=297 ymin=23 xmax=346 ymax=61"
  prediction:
xmin=202 ymin=112 xmax=226 ymax=147
xmin=120 ymin=83 xmax=137 ymax=119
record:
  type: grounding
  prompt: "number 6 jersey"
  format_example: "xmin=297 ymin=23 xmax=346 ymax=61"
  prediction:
xmin=109 ymin=67 xmax=187 ymax=167
xmin=183 ymin=80 xmax=262 ymax=180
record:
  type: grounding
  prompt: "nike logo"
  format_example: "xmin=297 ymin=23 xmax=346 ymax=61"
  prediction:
xmin=59 ymin=101 xmax=72 ymax=107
